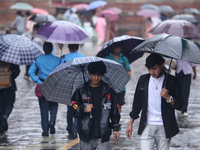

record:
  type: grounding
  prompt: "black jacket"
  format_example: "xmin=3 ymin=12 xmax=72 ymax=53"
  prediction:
xmin=129 ymin=72 xmax=183 ymax=138
xmin=71 ymin=81 xmax=120 ymax=142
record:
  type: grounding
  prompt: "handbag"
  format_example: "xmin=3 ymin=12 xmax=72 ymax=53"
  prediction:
xmin=35 ymin=83 xmax=43 ymax=98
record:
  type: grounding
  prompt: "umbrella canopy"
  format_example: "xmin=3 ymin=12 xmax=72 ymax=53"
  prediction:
xmin=137 ymin=9 xmax=160 ymax=18
xmin=97 ymin=35 xmax=144 ymax=64
xmin=183 ymin=8 xmax=200 ymax=15
xmin=158 ymin=5 xmax=174 ymax=12
xmin=31 ymin=8 xmax=49 ymax=15
xmin=10 ymin=2 xmax=34 ymax=10
xmin=149 ymin=20 xmax=200 ymax=38
xmin=171 ymin=14 xmax=200 ymax=24
xmin=86 ymin=0 xmax=107 ymax=11
xmin=106 ymin=7 xmax=122 ymax=14
xmin=29 ymin=14 xmax=56 ymax=23
xmin=39 ymin=56 xmax=131 ymax=105
xmin=72 ymin=3 xmax=88 ymax=11
xmin=98 ymin=10 xmax=119 ymax=21
xmin=131 ymin=33 xmax=200 ymax=64
xmin=0 ymin=34 xmax=43 ymax=65
xmin=140 ymin=3 xmax=160 ymax=13
xmin=35 ymin=21 xmax=91 ymax=44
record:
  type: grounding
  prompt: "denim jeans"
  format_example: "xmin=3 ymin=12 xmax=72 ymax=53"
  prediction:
xmin=38 ymin=97 xmax=58 ymax=133
xmin=80 ymin=138 xmax=108 ymax=150
xmin=67 ymin=105 xmax=77 ymax=134
xmin=141 ymin=124 xmax=170 ymax=150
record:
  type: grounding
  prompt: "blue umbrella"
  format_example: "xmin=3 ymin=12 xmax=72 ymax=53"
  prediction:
xmin=86 ymin=0 xmax=108 ymax=11
xmin=97 ymin=35 xmax=144 ymax=64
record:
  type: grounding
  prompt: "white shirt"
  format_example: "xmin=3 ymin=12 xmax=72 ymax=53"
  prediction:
xmin=147 ymin=74 xmax=165 ymax=125
xmin=176 ymin=60 xmax=195 ymax=75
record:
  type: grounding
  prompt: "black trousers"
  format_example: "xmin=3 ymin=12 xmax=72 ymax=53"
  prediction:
xmin=175 ymin=71 xmax=191 ymax=113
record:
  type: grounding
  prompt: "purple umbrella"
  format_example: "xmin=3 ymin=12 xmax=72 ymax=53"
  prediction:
xmin=35 ymin=21 xmax=91 ymax=44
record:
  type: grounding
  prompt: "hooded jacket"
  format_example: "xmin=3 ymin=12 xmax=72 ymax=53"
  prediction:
xmin=71 ymin=81 xmax=120 ymax=142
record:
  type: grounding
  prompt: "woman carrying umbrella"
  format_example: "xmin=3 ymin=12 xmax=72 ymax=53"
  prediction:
xmin=28 ymin=42 xmax=61 ymax=136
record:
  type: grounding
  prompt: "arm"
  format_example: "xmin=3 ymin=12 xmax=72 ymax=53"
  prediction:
xmin=10 ymin=64 xmax=20 ymax=79
xmin=192 ymin=66 xmax=196 ymax=80
xmin=123 ymin=56 xmax=131 ymax=76
xmin=10 ymin=16 xmax=18 ymax=28
xmin=28 ymin=60 xmax=42 ymax=84
xmin=126 ymin=118 xmax=135 ymax=139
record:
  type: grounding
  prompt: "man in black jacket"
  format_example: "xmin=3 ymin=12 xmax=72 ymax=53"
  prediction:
xmin=126 ymin=54 xmax=183 ymax=150
xmin=71 ymin=61 xmax=120 ymax=150
xmin=0 ymin=63 xmax=20 ymax=133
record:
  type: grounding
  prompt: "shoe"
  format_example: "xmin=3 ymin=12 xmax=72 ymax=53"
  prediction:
xmin=49 ymin=122 xmax=55 ymax=134
xmin=68 ymin=133 xmax=77 ymax=139
xmin=42 ymin=132 xmax=49 ymax=137
xmin=0 ymin=127 xmax=4 ymax=134
xmin=24 ymin=75 xmax=29 ymax=80
xmin=1 ymin=116 xmax=8 ymax=131
xmin=183 ymin=112 xmax=189 ymax=117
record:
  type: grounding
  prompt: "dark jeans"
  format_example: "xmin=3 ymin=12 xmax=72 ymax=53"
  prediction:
xmin=67 ymin=105 xmax=77 ymax=134
xmin=38 ymin=97 xmax=58 ymax=133
xmin=175 ymin=71 xmax=191 ymax=113
xmin=0 ymin=90 xmax=15 ymax=127
xmin=25 ymin=65 xmax=31 ymax=76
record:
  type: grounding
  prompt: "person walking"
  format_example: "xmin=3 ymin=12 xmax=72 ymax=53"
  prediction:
xmin=61 ymin=44 xmax=85 ymax=139
xmin=28 ymin=42 xmax=61 ymax=136
xmin=71 ymin=61 xmax=120 ymax=150
xmin=10 ymin=11 xmax=26 ymax=35
xmin=175 ymin=60 xmax=196 ymax=117
xmin=95 ymin=15 xmax=107 ymax=45
xmin=126 ymin=53 xmax=183 ymax=150
xmin=0 ymin=62 xmax=20 ymax=133
xmin=105 ymin=43 xmax=131 ymax=113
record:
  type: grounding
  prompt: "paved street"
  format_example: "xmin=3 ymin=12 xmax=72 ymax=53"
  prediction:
xmin=1 ymin=42 xmax=200 ymax=150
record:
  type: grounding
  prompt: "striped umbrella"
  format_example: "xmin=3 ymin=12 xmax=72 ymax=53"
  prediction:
xmin=39 ymin=56 xmax=131 ymax=105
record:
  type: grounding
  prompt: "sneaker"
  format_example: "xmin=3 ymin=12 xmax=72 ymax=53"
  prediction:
xmin=183 ymin=112 xmax=189 ymax=117
xmin=1 ymin=116 xmax=8 ymax=131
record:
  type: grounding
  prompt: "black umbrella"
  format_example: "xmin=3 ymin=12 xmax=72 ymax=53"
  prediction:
xmin=97 ymin=35 xmax=144 ymax=64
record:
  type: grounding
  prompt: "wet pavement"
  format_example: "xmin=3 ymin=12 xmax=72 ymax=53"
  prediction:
xmin=1 ymin=42 xmax=200 ymax=149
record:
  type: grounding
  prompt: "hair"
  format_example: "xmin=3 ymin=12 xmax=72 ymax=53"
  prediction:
xmin=68 ymin=44 xmax=79 ymax=52
xmin=43 ymin=42 xmax=53 ymax=55
xmin=88 ymin=61 xmax=106 ymax=75
xmin=145 ymin=53 xmax=165 ymax=69
xmin=17 ymin=11 xmax=23 ymax=17
xmin=25 ymin=11 xmax=31 ymax=16
xmin=33 ymin=24 xmax=40 ymax=30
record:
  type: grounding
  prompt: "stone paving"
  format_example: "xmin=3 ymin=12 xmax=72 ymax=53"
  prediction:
xmin=0 ymin=42 xmax=200 ymax=149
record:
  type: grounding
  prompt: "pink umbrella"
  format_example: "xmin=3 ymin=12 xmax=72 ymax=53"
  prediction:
xmin=98 ymin=10 xmax=119 ymax=21
xmin=106 ymin=7 xmax=122 ymax=14
xmin=136 ymin=9 xmax=160 ymax=18
xmin=72 ymin=3 xmax=88 ymax=11
xmin=31 ymin=8 xmax=49 ymax=15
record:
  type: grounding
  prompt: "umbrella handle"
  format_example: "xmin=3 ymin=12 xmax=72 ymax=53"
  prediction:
xmin=58 ymin=43 xmax=63 ymax=57
xmin=163 ymin=58 xmax=173 ymax=87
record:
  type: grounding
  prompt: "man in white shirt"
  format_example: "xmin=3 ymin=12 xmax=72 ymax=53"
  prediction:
xmin=126 ymin=54 xmax=183 ymax=150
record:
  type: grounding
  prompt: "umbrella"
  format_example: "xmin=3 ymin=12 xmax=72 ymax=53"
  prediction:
xmin=171 ymin=14 xmax=200 ymax=25
xmin=35 ymin=21 xmax=91 ymax=44
xmin=158 ymin=5 xmax=174 ymax=12
xmin=137 ymin=9 xmax=160 ymax=18
xmin=72 ymin=3 xmax=88 ymax=11
xmin=149 ymin=20 xmax=200 ymax=38
xmin=29 ymin=14 xmax=56 ymax=23
xmin=10 ymin=2 xmax=34 ymax=10
xmin=39 ymin=56 xmax=131 ymax=105
xmin=140 ymin=3 xmax=160 ymax=13
xmin=97 ymin=35 xmax=144 ymax=64
xmin=86 ymin=0 xmax=107 ymax=11
xmin=98 ymin=10 xmax=119 ymax=21
xmin=106 ymin=7 xmax=122 ymax=14
xmin=0 ymin=34 xmax=43 ymax=65
xmin=31 ymin=8 xmax=49 ymax=15
xmin=183 ymin=8 xmax=200 ymax=15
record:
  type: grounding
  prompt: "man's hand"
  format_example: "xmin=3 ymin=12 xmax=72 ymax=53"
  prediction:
xmin=113 ymin=131 xmax=119 ymax=141
xmin=160 ymin=88 xmax=170 ymax=100
xmin=84 ymin=104 xmax=94 ymax=113
xmin=126 ymin=124 xmax=132 ymax=139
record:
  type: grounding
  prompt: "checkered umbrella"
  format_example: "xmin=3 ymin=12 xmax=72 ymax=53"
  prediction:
xmin=149 ymin=20 xmax=200 ymax=38
xmin=0 ymin=34 xmax=43 ymax=65
xmin=39 ymin=56 xmax=131 ymax=105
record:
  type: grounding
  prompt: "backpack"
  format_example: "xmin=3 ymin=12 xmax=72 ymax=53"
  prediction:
xmin=0 ymin=61 xmax=12 ymax=89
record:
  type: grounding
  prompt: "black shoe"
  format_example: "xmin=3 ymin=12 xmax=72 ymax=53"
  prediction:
xmin=0 ymin=127 xmax=4 ymax=134
xmin=49 ymin=122 xmax=55 ymax=134
xmin=68 ymin=133 xmax=77 ymax=139
xmin=42 ymin=132 xmax=49 ymax=137
xmin=1 ymin=116 xmax=8 ymax=131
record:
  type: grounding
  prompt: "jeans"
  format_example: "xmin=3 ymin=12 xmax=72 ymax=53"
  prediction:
xmin=38 ymin=97 xmax=58 ymax=133
xmin=141 ymin=124 xmax=170 ymax=150
xmin=67 ymin=105 xmax=77 ymax=134
xmin=80 ymin=138 xmax=108 ymax=150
